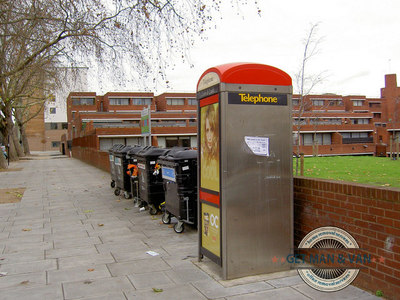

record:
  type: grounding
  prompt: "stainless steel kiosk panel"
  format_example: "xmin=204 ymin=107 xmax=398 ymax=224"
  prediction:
xmin=197 ymin=63 xmax=293 ymax=279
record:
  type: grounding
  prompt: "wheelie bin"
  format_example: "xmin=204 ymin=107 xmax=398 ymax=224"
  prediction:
xmin=158 ymin=149 xmax=197 ymax=233
xmin=126 ymin=145 xmax=150 ymax=205
xmin=108 ymin=144 xmax=124 ymax=189
xmin=136 ymin=147 xmax=188 ymax=215
xmin=114 ymin=145 xmax=136 ymax=198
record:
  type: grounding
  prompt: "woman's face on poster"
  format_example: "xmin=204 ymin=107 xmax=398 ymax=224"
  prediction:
xmin=205 ymin=117 xmax=214 ymax=150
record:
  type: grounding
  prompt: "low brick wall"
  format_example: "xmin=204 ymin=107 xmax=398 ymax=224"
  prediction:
xmin=294 ymin=177 xmax=400 ymax=299
xmin=72 ymin=147 xmax=110 ymax=173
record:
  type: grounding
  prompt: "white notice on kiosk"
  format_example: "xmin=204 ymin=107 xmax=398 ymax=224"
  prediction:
xmin=245 ymin=136 xmax=269 ymax=156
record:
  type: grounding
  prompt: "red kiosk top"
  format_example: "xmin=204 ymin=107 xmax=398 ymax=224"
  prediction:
xmin=197 ymin=63 xmax=292 ymax=91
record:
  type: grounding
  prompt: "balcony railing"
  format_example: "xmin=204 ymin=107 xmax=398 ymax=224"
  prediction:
xmin=342 ymin=137 xmax=373 ymax=144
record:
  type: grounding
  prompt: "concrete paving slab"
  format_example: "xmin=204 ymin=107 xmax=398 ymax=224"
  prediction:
xmin=98 ymin=232 xmax=148 ymax=243
xmin=48 ymin=222 xmax=93 ymax=232
xmin=3 ymin=241 xmax=53 ymax=254
xmin=58 ymin=253 xmax=115 ymax=269
xmin=225 ymin=286 xmax=310 ymax=300
xmin=69 ymin=291 xmax=127 ymax=300
xmin=292 ymin=283 xmax=380 ymax=300
xmin=0 ymin=232 xmax=10 ymax=240
xmin=45 ymin=245 xmax=98 ymax=259
xmin=127 ymin=271 xmax=175 ymax=290
xmin=0 ymin=283 xmax=63 ymax=300
xmin=0 ymin=249 xmax=44 ymax=264
xmin=5 ymin=234 xmax=44 ymax=243
xmin=125 ymin=284 xmax=209 ymax=300
xmin=111 ymin=247 xmax=169 ymax=262
xmin=107 ymin=257 xmax=171 ymax=276
xmin=164 ymin=266 xmax=210 ymax=284
xmin=266 ymin=274 xmax=305 ymax=288
xmin=95 ymin=240 xmax=149 ymax=253
xmin=0 ymin=259 xmax=57 ymax=275
xmin=53 ymin=236 xmax=101 ymax=249
xmin=87 ymin=227 xmax=133 ymax=238
xmin=0 ymin=271 xmax=46 ymax=289
xmin=162 ymin=254 xmax=198 ymax=268
xmin=192 ymin=279 xmax=274 ymax=299
xmin=48 ymin=264 xmax=111 ymax=284
xmin=62 ymin=276 xmax=135 ymax=299
xmin=44 ymin=230 xmax=89 ymax=242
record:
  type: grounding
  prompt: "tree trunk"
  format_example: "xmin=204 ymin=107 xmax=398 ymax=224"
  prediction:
xmin=5 ymin=118 xmax=19 ymax=161
xmin=13 ymin=126 xmax=24 ymax=157
xmin=20 ymin=125 xmax=30 ymax=155
xmin=0 ymin=146 xmax=7 ymax=169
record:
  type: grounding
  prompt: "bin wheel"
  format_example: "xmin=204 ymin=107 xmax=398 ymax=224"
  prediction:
xmin=149 ymin=205 xmax=158 ymax=215
xmin=114 ymin=188 xmax=121 ymax=196
xmin=174 ymin=221 xmax=184 ymax=234
xmin=111 ymin=180 xmax=115 ymax=188
xmin=162 ymin=212 xmax=171 ymax=224
xmin=123 ymin=191 xmax=131 ymax=199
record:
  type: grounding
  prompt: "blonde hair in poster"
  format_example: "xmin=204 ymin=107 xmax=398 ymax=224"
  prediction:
xmin=200 ymin=103 xmax=219 ymax=192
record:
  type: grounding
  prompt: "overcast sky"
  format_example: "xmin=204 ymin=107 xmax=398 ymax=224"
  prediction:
xmin=91 ymin=0 xmax=400 ymax=98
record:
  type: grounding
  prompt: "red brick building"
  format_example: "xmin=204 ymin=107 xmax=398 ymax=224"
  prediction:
xmin=294 ymin=74 xmax=399 ymax=156
xmin=68 ymin=74 xmax=400 ymax=157
xmin=67 ymin=91 xmax=197 ymax=153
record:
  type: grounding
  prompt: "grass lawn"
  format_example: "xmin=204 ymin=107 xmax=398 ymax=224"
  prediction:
xmin=294 ymin=156 xmax=400 ymax=189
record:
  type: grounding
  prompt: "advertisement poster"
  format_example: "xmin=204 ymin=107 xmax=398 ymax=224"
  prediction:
xmin=200 ymin=103 xmax=220 ymax=192
xmin=201 ymin=203 xmax=220 ymax=257
xmin=141 ymin=107 xmax=150 ymax=135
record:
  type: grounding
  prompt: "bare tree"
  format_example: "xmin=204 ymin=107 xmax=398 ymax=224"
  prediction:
xmin=294 ymin=23 xmax=325 ymax=175
xmin=0 ymin=0 xmax=259 ymax=167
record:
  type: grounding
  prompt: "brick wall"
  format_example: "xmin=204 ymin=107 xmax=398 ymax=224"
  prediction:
xmin=72 ymin=146 xmax=109 ymax=172
xmin=294 ymin=177 xmax=400 ymax=299
xmin=71 ymin=135 xmax=110 ymax=172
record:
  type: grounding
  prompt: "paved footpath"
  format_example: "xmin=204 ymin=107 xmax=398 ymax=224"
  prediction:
xmin=0 ymin=156 xmax=379 ymax=300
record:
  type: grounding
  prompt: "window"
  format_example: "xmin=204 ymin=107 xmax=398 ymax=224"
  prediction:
xmin=167 ymin=98 xmax=185 ymax=105
xmin=132 ymin=98 xmax=152 ymax=105
xmin=329 ymin=99 xmax=343 ymax=106
xmin=188 ymin=98 xmax=197 ymax=105
xmin=302 ymin=133 xmax=331 ymax=145
xmin=51 ymin=141 xmax=60 ymax=148
xmin=369 ymin=102 xmax=381 ymax=108
xmin=109 ymin=98 xmax=129 ymax=105
xmin=72 ymin=98 xmax=95 ymax=105
xmin=352 ymin=100 xmax=364 ymax=107
xmin=373 ymin=113 xmax=381 ymax=119
xmin=293 ymin=118 xmax=306 ymax=125
xmin=165 ymin=136 xmax=191 ymax=147
xmin=342 ymin=132 xmax=368 ymax=138
xmin=99 ymin=138 xmax=113 ymax=151
xmin=50 ymin=123 xmax=58 ymax=130
xmin=49 ymin=107 xmax=56 ymax=114
xmin=61 ymin=123 xmax=68 ymax=130
xmin=312 ymin=100 xmax=324 ymax=106
xmin=292 ymin=99 xmax=299 ymax=106
xmin=351 ymin=118 xmax=369 ymax=125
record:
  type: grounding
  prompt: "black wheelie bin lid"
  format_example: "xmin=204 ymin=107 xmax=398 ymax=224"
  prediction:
xmin=159 ymin=149 xmax=197 ymax=162
xmin=126 ymin=145 xmax=151 ymax=160
xmin=135 ymin=146 xmax=169 ymax=160
xmin=108 ymin=144 xmax=124 ymax=154
xmin=114 ymin=145 xmax=136 ymax=158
